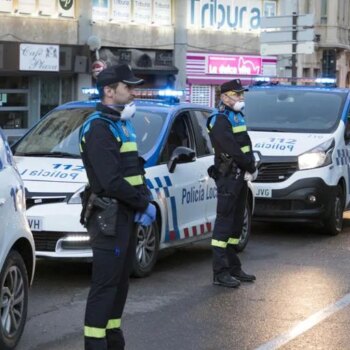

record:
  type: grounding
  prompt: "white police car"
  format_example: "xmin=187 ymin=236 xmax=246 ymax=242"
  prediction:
xmin=12 ymin=90 xmax=254 ymax=277
xmin=0 ymin=128 xmax=35 ymax=350
xmin=245 ymin=78 xmax=350 ymax=235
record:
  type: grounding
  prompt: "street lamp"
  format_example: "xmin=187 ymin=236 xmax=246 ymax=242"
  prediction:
xmin=87 ymin=35 xmax=101 ymax=60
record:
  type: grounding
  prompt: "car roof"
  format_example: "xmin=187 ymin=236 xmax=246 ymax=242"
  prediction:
xmin=248 ymin=84 xmax=350 ymax=94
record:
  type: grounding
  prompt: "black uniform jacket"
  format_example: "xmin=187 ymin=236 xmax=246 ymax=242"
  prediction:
xmin=209 ymin=106 xmax=256 ymax=174
xmin=81 ymin=103 xmax=149 ymax=212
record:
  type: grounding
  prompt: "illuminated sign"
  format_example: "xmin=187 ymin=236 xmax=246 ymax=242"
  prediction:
xmin=207 ymin=55 xmax=262 ymax=75
xmin=18 ymin=0 xmax=36 ymax=14
xmin=58 ymin=0 xmax=75 ymax=17
xmin=0 ymin=0 xmax=13 ymax=13
xmin=153 ymin=0 xmax=171 ymax=25
xmin=188 ymin=0 xmax=275 ymax=31
xmin=111 ymin=0 xmax=131 ymax=22
xmin=133 ymin=0 xmax=152 ymax=24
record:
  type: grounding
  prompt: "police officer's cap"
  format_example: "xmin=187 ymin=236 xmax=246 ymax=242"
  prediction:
xmin=96 ymin=64 xmax=144 ymax=88
xmin=220 ymin=79 xmax=248 ymax=94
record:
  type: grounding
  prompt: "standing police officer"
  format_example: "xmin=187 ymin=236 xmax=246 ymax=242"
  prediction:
xmin=80 ymin=64 xmax=156 ymax=349
xmin=207 ymin=79 xmax=257 ymax=288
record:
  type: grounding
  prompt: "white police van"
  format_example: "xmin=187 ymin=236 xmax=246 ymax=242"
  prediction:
xmin=245 ymin=78 xmax=350 ymax=235
xmin=12 ymin=90 xmax=254 ymax=277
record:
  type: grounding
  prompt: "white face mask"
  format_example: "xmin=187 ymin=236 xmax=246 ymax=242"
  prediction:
xmin=233 ymin=101 xmax=245 ymax=112
xmin=120 ymin=102 xmax=136 ymax=120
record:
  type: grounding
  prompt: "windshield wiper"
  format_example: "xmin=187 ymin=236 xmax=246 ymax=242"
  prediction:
xmin=16 ymin=151 xmax=80 ymax=158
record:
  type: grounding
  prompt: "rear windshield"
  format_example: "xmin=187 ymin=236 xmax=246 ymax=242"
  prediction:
xmin=13 ymin=107 xmax=167 ymax=158
xmin=245 ymin=89 xmax=347 ymax=133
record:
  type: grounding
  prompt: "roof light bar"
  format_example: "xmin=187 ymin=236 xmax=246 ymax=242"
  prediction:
xmin=133 ymin=88 xmax=185 ymax=103
xmin=251 ymin=76 xmax=337 ymax=87
xmin=315 ymin=78 xmax=336 ymax=84
xmin=82 ymin=87 xmax=99 ymax=95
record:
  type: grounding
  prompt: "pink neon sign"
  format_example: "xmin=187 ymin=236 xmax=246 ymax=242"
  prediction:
xmin=207 ymin=55 xmax=262 ymax=76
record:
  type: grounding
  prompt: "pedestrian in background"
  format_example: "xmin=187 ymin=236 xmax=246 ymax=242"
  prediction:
xmin=79 ymin=64 xmax=156 ymax=349
xmin=207 ymin=78 xmax=257 ymax=288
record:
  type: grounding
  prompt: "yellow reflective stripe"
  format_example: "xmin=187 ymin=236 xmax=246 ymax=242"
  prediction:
xmin=124 ymin=175 xmax=143 ymax=186
xmin=227 ymin=238 xmax=240 ymax=245
xmin=232 ymin=125 xmax=247 ymax=133
xmin=120 ymin=142 xmax=137 ymax=152
xmin=79 ymin=144 xmax=83 ymax=152
xmin=106 ymin=318 xmax=121 ymax=329
xmin=211 ymin=239 xmax=227 ymax=248
xmin=241 ymin=145 xmax=250 ymax=153
xmin=84 ymin=326 xmax=106 ymax=338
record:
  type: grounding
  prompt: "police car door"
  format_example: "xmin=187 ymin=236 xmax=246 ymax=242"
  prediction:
xmin=157 ymin=112 xmax=207 ymax=242
xmin=343 ymin=105 xmax=350 ymax=208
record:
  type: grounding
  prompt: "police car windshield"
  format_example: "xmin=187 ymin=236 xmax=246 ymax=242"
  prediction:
xmin=245 ymin=89 xmax=347 ymax=133
xmin=13 ymin=107 xmax=166 ymax=157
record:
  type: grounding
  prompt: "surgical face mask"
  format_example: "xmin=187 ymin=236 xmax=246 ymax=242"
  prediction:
xmin=120 ymin=102 xmax=136 ymax=120
xmin=233 ymin=101 xmax=245 ymax=112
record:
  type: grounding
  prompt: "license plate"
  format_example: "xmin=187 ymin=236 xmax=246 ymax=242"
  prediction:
xmin=255 ymin=188 xmax=272 ymax=198
xmin=28 ymin=217 xmax=43 ymax=231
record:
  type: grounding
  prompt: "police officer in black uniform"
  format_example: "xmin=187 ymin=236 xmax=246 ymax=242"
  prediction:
xmin=80 ymin=64 xmax=156 ymax=349
xmin=207 ymin=79 xmax=257 ymax=288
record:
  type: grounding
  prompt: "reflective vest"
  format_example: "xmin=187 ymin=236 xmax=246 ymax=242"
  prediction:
xmin=207 ymin=109 xmax=251 ymax=155
xmin=80 ymin=112 xmax=145 ymax=187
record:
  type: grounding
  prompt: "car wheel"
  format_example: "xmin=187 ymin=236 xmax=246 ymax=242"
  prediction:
xmin=132 ymin=220 xmax=160 ymax=278
xmin=0 ymin=250 xmax=29 ymax=350
xmin=235 ymin=202 xmax=252 ymax=252
xmin=323 ymin=185 xmax=344 ymax=236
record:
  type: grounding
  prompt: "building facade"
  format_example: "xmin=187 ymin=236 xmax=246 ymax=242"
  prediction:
xmin=1 ymin=0 xmax=350 ymax=139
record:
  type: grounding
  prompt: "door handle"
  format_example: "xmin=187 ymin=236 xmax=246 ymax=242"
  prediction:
xmin=199 ymin=176 xmax=208 ymax=182
xmin=0 ymin=198 xmax=6 ymax=206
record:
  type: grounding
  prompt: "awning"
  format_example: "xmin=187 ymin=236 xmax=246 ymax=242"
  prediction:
xmin=132 ymin=66 xmax=178 ymax=75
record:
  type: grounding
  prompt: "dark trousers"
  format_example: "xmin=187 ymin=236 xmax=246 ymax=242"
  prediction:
xmin=212 ymin=174 xmax=248 ymax=276
xmin=84 ymin=210 xmax=135 ymax=350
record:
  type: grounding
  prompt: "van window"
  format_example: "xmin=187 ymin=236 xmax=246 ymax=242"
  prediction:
xmin=245 ymin=89 xmax=347 ymax=133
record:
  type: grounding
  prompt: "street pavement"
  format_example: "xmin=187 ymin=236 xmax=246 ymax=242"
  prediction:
xmin=17 ymin=218 xmax=350 ymax=350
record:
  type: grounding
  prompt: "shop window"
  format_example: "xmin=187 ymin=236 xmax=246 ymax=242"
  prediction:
xmin=0 ymin=77 xmax=29 ymax=129
xmin=0 ymin=111 xmax=28 ymax=129
xmin=191 ymin=85 xmax=211 ymax=106
xmin=40 ymin=77 xmax=73 ymax=117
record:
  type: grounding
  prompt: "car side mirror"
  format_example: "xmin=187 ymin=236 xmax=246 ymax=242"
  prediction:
xmin=167 ymin=146 xmax=196 ymax=173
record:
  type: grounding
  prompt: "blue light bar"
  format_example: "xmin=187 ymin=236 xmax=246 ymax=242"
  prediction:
xmin=82 ymin=87 xmax=98 ymax=95
xmin=253 ymin=77 xmax=271 ymax=83
xmin=158 ymin=89 xmax=184 ymax=97
xmin=315 ymin=78 xmax=336 ymax=84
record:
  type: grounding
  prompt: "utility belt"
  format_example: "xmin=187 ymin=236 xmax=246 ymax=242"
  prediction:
xmin=80 ymin=186 xmax=119 ymax=236
xmin=207 ymin=153 xmax=241 ymax=180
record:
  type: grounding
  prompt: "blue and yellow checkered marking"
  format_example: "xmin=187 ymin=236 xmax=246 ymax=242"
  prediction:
xmin=145 ymin=176 xmax=180 ymax=242
xmin=336 ymin=149 xmax=350 ymax=166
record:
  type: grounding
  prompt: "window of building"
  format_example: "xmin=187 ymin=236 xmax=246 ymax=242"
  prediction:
xmin=303 ymin=68 xmax=311 ymax=77
xmin=320 ymin=0 xmax=328 ymax=24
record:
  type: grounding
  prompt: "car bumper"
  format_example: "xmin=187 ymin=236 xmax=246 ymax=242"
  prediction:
xmin=253 ymin=178 xmax=337 ymax=222
xmin=27 ymin=202 xmax=93 ymax=259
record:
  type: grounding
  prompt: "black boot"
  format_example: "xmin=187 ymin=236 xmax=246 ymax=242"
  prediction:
xmin=231 ymin=270 xmax=256 ymax=282
xmin=213 ymin=273 xmax=240 ymax=288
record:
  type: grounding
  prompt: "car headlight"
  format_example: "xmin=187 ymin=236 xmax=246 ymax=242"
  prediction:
xmin=298 ymin=138 xmax=335 ymax=170
xmin=67 ymin=185 xmax=86 ymax=204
